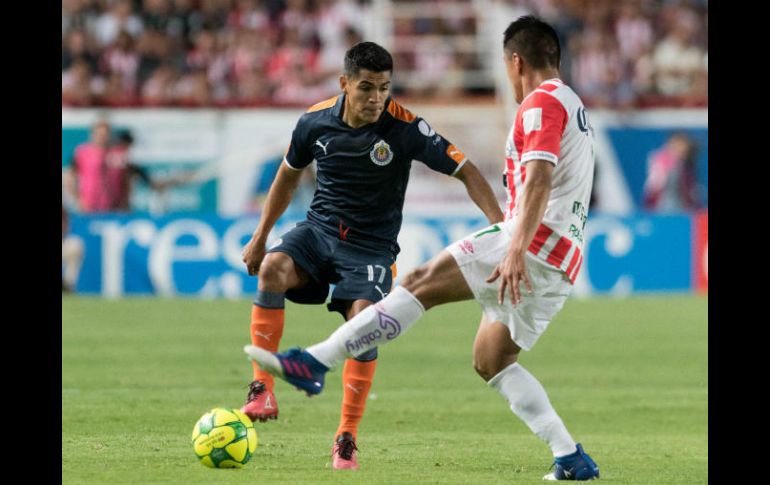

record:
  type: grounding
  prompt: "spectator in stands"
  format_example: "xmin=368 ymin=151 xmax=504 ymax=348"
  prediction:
xmin=64 ymin=122 xmax=184 ymax=213
xmin=316 ymin=25 xmax=363 ymax=93
xmin=176 ymin=67 xmax=215 ymax=106
xmin=143 ymin=0 xmax=175 ymax=33
xmin=100 ymin=30 xmax=139 ymax=95
xmin=93 ymin=0 xmax=143 ymax=48
xmin=62 ymin=58 xmax=98 ymax=106
xmin=643 ymin=132 xmax=699 ymax=213
xmin=63 ymin=29 xmax=98 ymax=72
xmin=102 ymin=71 xmax=137 ymax=106
xmin=652 ymin=23 xmax=705 ymax=98
xmin=141 ymin=63 xmax=179 ymax=105
xmin=137 ymin=29 xmax=176 ymax=86
xmin=570 ymin=30 xmax=623 ymax=107
xmin=614 ymin=1 xmax=653 ymax=63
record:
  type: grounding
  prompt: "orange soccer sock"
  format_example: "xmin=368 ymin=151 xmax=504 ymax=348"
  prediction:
xmin=336 ymin=358 xmax=377 ymax=440
xmin=250 ymin=304 xmax=285 ymax=391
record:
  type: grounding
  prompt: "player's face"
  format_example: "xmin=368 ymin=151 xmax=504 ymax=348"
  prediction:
xmin=340 ymin=69 xmax=392 ymax=128
xmin=504 ymin=52 xmax=524 ymax=104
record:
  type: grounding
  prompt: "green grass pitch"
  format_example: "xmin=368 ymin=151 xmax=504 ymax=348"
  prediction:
xmin=62 ymin=294 xmax=707 ymax=484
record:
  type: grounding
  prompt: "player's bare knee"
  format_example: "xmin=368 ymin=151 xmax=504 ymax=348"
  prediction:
xmin=472 ymin=357 xmax=495 ymax=381
xmin=257 ymin=257 xmax=290 ymax=292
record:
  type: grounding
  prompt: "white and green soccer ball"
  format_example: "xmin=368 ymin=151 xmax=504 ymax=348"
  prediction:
xmin=191 ymin=408 xmax=258 ymax=468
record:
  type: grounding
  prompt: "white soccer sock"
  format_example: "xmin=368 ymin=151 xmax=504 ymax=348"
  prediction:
xmin=307 ymin=286 xmax=425 ymax=368
xmin=488 ymin=362 xmax=577 ymax=458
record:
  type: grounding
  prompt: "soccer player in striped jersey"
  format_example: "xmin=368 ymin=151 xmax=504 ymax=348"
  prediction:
xmin=246 ymin=17 xmax=601 ymax=481
xmin=240 ymin=42 xmax=503 ymax=469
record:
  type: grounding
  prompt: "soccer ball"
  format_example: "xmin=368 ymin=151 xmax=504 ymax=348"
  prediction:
xmin=191 ymin=408 xmax=258 ymax=468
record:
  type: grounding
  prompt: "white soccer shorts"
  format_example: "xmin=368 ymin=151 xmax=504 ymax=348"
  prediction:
xmin=446 ymin=222 xmax=572 ymax=351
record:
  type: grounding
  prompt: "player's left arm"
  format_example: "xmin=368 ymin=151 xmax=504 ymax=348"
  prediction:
xmin=405 ymin=116 xmax=502 ymax=224
xmin=453 ymin=161 xmax=504 ymax=224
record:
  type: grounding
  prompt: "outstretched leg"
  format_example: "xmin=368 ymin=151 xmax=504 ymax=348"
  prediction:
xmin=244 ymin=249 xmax=473 ymax=390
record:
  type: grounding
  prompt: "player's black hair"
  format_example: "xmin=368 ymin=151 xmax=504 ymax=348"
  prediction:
xmin=503 ymin=16 xmax=561 ymax=70
xmin=343 ymin=42 xmax=393 ymax=78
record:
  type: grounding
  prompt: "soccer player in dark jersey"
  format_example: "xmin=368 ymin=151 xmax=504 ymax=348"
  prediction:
xmin=240 ymin=41 xmax=503 ymax=469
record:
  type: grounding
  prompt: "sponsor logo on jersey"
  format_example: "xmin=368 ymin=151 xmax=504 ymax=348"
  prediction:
xmin=577 ymin=106 xmax=589 ymax=133
xmin=418 ymin=119 xmax=435 ymax=136
xmin=315 ymin=138 xmax=330 ymax=155
xmin=459 ymin=239 xmax=475 ymax=254
xmin=370 ymin=139 xmax=394 ymax=166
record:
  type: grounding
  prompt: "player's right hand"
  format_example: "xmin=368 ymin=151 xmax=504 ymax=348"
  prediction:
xmin=242 ymin=238 xmax=266 ymax=276
xmin=486 ymin=249 xmax=533 ymax=307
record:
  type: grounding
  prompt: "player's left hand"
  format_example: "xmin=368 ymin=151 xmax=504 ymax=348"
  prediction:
xmin=486 ymin=249 xmax=533 ymax=306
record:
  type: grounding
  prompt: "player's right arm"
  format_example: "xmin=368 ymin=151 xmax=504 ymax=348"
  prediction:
xmin=243 ymin=117 xmax=314 ymax=276
xmin=487 ymin=90 xmax=567 ymax=306
xmin=242 ymin=163 xmax=305 ymax=275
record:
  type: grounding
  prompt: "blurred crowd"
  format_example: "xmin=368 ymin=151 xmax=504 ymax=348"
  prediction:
xmin=62 ymin=0 xmax=708 ymax=109
xmin=525 ymin=0 xmax=708 ymax=108
xmin=62 ymin=0 xmax=370 ymax=107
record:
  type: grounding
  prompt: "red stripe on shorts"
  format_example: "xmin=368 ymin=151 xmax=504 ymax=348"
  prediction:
xmin=569 ymin=253 xmax=583 ymax=283
xmin=565 ymin=246 xmax=582 ymax=277
xmin=546 ymin=236 xmax=573 ymax=267
xmin=528 ymin=224 xmax=554 ymax=255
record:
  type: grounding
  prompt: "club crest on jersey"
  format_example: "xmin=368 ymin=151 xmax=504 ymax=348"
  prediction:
xmin=370 ymin=140 xmax=394 ymax=166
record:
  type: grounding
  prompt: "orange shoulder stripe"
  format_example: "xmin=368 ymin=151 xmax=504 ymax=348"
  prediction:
xmin=387 ymin=100 xmax=416 ymax=122
xmin=306 ymin=96 xmax=340 ymax=113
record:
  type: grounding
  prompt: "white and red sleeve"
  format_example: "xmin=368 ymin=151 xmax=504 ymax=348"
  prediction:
xmin=519 ymin=91 xmax=568 ymax=165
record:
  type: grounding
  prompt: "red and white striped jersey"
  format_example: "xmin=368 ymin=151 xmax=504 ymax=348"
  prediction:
xmin=503 ymin=78 xmax=595 ymax=283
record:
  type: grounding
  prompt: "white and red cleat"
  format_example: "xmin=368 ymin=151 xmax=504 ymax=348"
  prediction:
xmin=331 ymin=432 xmax=359 ymax=470
xmin=241 ymin=380 xmax=279 ymax=422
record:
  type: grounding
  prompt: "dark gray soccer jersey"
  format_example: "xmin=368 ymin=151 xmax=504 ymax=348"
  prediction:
xmin=285 ymin=95 xmax=467 ymax=253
